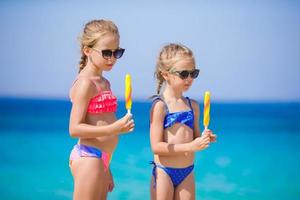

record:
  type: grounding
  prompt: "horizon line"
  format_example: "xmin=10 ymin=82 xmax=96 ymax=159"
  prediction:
xmin=0 ymin=95 xmax=300 ymax=104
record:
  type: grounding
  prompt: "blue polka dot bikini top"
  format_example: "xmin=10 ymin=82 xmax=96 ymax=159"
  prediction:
xmin=152 ymin=96 xmax=194 ymax=130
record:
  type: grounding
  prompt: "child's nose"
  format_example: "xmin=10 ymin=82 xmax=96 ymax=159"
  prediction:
xmin=187 ymin=75 xmax=194 ymax=81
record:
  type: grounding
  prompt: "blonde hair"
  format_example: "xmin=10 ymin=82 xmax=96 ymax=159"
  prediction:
xmin=154 ymin=43 xmax=195 ymax=94
xmin=78 ymin=19 xmax=120 ymax=72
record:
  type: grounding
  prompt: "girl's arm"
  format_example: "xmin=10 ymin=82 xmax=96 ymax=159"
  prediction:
xmin=191 ymin=99 xmax=217 ymax=142
xmin=191 ymin=99 xmax=201 ymax=138
xmin=150 ymin=100 xmax=210 ymax=156
xmin=69 ymin=78 xmax=134 ymax=138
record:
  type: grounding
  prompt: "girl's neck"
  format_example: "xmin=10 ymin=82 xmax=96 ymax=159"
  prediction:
xmin=163 ymin=84 xmax=183 ymax=101
xmin=81 ymin=63 xmax=103 ymax=78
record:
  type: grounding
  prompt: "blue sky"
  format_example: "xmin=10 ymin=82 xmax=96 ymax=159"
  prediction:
xmin=0 ymin=0 xmax=299 ymax=102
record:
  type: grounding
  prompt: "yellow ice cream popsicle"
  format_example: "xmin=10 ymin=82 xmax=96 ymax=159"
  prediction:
xmin=125 ymin=74 xmax=132 ymax=114
xmin=203 ymin=91 xmax=210 ymax=130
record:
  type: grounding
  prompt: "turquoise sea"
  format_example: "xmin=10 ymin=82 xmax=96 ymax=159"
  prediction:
xmin=0 ymin=98 xmax=300 ymax=200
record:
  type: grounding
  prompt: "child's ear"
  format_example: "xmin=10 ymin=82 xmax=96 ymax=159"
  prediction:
xmin=161 ymin=71 xmax=169 ymax=81
xmin=83 ymin=46 xmax=91 ymax=56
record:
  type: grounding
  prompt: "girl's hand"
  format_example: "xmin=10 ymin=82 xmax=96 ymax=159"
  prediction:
xmin=190 ymin=133 xmax=210 ymax=152
xmin=113 ymin=113 xmax=135 ymax=134
xmin=209 ymin=132 xmax=217 ymax=142
xmin=203 ymin=129 xmax=217 ymax=142
xmin=107 ymin=171 xmax=114 ymax=192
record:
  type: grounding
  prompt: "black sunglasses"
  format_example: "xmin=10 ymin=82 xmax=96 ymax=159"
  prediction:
xmin=92 ymin=48 xmax=125 ymax=60
xmin=171 ymin=69 xmax=200 ymax=79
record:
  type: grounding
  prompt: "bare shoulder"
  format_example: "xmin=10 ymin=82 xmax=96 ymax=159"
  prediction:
xmin=150 ymin=98 xmax=166 ymax=126
xmin=151 ymin=98 xmax=165 ymax=112
xmin=189 ymin=98 xmax=200 ymax=115
xmin=189 ymin=98 xmax=199 ymax=110
xmin=150 ymin=98 xmax=166 ymax=121
xmin=71 ymin=77 xmax=96 ymax=101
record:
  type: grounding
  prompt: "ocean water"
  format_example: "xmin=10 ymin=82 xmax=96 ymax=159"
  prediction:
xmin=0 ymin=98 xmax=300 ymax=200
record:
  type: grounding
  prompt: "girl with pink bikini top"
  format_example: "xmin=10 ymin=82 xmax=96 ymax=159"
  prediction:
xmin=68 ymin=19 xmax=134 ymax=199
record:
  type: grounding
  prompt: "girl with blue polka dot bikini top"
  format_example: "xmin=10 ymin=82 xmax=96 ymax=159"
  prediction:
xmin=152 ymin=96 xmax=194 ymax=130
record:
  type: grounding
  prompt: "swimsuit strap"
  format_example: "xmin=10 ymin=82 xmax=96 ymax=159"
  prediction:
xmin=150 ymin=161 xmax=171 ymax=188
xmin=72 ymin=75 xmax=102 ymax=92
xmin=70 ymin=75 xmax=102 ymax=102
xmin=150 ymin=161 xmax=157 ymax=188
xmin=152 ymin=96 xmax=193 ymax=113
xmin=81 ymin=75 xmax=102 ymax=92
xmin=152 ymin=95 xmax=169 ymax=113
xmin=185 ymin=97 xmax=193 ymax=111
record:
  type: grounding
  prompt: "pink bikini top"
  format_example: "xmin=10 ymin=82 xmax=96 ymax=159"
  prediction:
xmin=87 ymin=90 xmax=117 ymax=114
xmin=70 ymin=76 xmax=117 ymax=114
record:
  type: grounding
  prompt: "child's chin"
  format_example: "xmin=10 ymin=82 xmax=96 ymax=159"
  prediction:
xmin=104 ymin=67 xmax=113 ymax=71
xmin=183 ymin=86 xmax=191 ymax=91
xmin=183 ymin=88 xmax=189 ymax=92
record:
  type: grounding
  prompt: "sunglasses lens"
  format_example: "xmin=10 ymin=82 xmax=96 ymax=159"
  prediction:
xmin=113 ymin=49 xmax=125 ymax=59
xmin=191 ymin=69 xmax=199 ymax=79
xmin=179 ymin=71 xmax=189 ymax=79
xmin=102 ymin=50 xmax=113 ymax=59
xmin=176 ymin=69 xmax=199 ymax=79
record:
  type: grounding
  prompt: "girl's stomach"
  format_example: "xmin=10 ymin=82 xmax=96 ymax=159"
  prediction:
xmin=154 ymin=124 xmax=195 ymax=167
xmin=79 ymin=112 xmax=119 ymax=155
